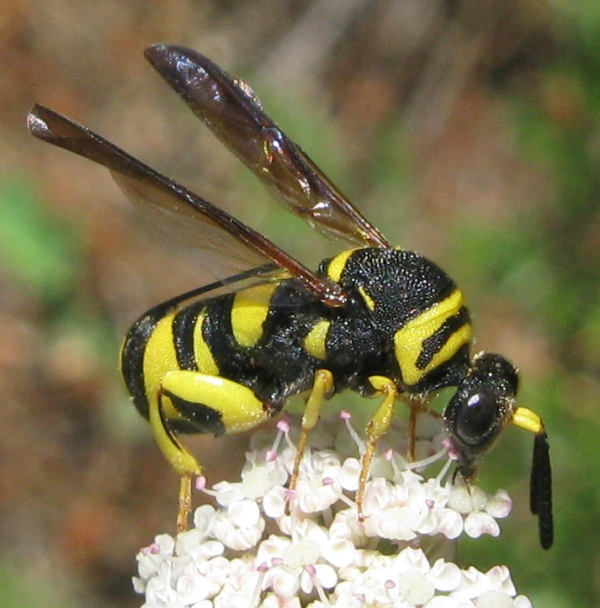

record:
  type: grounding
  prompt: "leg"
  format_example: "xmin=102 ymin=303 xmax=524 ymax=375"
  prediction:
xmin=151 ymin=370 xmax=270 ymax=533
xmin=177 ymin=474 xmax=193 ymax=534
xmin=356 ymin=375 xmax=399 ymax=520
xmin=405 ymin=395 xmax=429 ymax=461
xmin=289 ymin=369 xmax=334 ymax=493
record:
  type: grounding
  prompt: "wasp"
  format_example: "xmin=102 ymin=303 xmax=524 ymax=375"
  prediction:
xmin=27 ymin=44 xmax=553 ymax=548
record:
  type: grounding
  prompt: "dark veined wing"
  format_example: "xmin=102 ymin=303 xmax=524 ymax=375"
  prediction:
xmin=144 ymin=44 xmax=390 ymax=249
xmin=27 ymin=105 xmax=348 ymax=307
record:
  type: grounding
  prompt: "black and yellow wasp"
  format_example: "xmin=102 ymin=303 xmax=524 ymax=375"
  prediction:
xmin=27 ymin=44 xmax=552 ymax=548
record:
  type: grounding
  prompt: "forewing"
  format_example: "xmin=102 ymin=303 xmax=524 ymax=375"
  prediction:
xmin=144 ymin=44 xmax=390 ymax=249
xmin=27 ymin=105 xmax=347 ymax=306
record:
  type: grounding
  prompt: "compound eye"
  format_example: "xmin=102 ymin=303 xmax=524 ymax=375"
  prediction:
xmin=455 ymin=391 xmax=498 ymax=446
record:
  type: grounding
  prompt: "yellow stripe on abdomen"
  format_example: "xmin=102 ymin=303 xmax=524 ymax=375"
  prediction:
xmin=231 ymin=283 xmax=279 ymax=348
xmin=303 ymin=319 xmax=331 ymax=360
xmin=193 ymin=307 xmax=219 ymax=375
xmin=142 ymin=311 xmax=184 ymax=421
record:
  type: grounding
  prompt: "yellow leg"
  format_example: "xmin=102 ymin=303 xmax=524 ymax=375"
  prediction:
xmin=177 ymin=473 xmax=193 ymax=534
xmin=150 ymin=391 xmax=204 ymax=477
xmin=149 ymin=391 xmax=203 ymax=534
xmin=357 ymin=376 xmax=398 ymax=520
xmin=289 ymin=369 xmax=334 ymax=493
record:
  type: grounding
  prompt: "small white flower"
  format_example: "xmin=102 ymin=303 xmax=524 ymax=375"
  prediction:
xmin=428 ymin=558 xmax=462 ymax=592
xmin=338 ymin=457 xmax=360 ymax=491
xmin=397 ymin=570 xmax=435 ymax=605
xmin=176 ymin=569 xmax=217 ymax=604
xmin=485 ymin=490 xmax=513 ymax=519
xmin=464 ymin=510 xmax=501 ymax=539
xmin=514 ymin=595 xmax=534 ymax=608
xmin=241 ymin=459 xmax=288 ymax=500
xmin=262 ymin=485 xmax=288 ymax=518
xmin=485 ymin=565 xmax=517 ymax=595
xmin=476 ymin=589 xmax=515 ymax=608
xmin=212 ymin=500 xmax=265 ymax=550
xmin=431 ymin=505 xmax=465 ymax=539
xmin=192 ymin=505 xmax=217 ymax=538
xmin=455 ymin=565 xmax=495 ymax=600
xmin=449 ymin=484 xmax=487 ymax=513
xmin=209 ymin=481 xmax=245 ymax=507
xmin=294 ymin=470 xmax=341 ymax=514
xmin=395 ymin=546 xmax=431 ymax=574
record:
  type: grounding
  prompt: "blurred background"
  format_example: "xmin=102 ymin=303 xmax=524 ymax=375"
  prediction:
xmin=1 ymin=1 xmax=598 ymax=606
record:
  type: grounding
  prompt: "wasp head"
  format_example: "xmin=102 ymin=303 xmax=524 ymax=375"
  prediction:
xmin=442 ymin=352 xmax=518 ymax=481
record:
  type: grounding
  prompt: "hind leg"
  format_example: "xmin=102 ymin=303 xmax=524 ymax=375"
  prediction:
xmin=151 ymin=370 xmax=271 ymax=532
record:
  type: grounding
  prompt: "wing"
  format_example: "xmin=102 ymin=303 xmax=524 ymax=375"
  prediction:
xmin=27 ymin=104 xmax=348 ymax=307
xmin=144 ymin=44 xmax=390 ymax=249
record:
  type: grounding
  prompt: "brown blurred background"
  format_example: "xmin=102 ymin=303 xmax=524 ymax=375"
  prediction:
xmin=1 ymin=1 xmax=598 ymax=607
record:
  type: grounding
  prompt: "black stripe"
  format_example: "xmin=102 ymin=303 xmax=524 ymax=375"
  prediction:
xmin=416 ymin=306 xmax=470 ymax=370
xmin=163 ymin=390 xmax=226 ymax=437
xmin=201 ymin=294 xmax=239 ymax=371
xmin=173 ymin=301 xmax=206 ymax=371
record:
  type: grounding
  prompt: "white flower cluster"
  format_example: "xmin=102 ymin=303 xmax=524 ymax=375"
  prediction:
xmin=134 ymin=411 xmax=531 ymax=607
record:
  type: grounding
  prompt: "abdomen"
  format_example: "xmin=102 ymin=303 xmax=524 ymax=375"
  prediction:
xmin=120 ymin=279 xmax=327 ymax=424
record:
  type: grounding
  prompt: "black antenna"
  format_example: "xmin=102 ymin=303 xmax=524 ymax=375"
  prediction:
xmin=530 ymin=431 xmax=553 ymax=549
